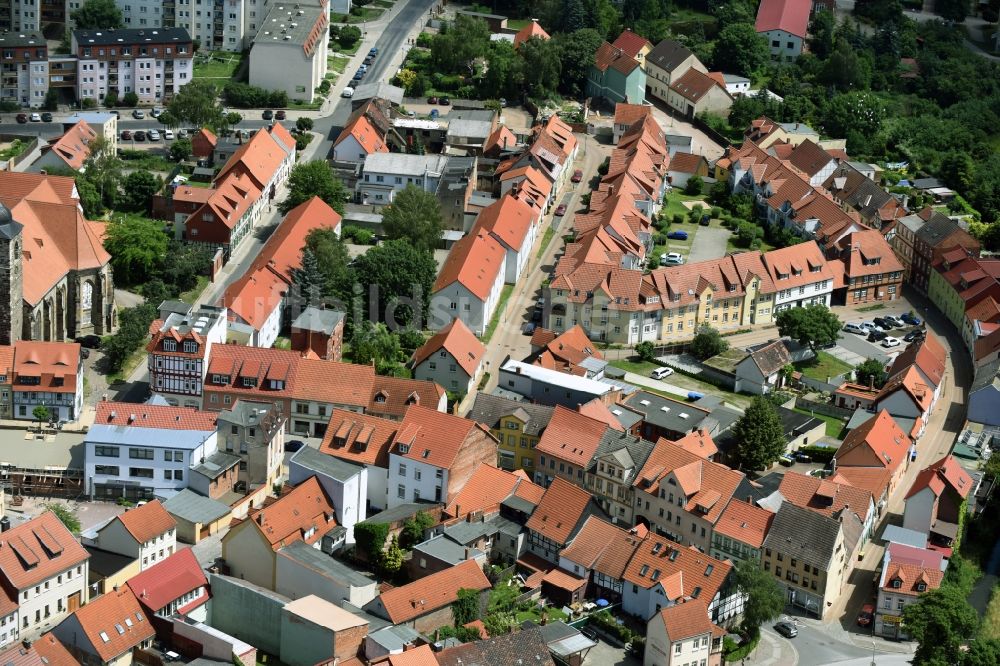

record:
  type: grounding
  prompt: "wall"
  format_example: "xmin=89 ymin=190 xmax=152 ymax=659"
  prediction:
xmin=20 ymin=561 xmax=88 ymax=639
xmin=794 ymin=396 xmax=853 ymax=420
xmin=413 ymin=355 xmax=476 ymax=397
xmin=207 ymin=574 xmax=286 ymax=656
xmin=288 ymin=461 xmax=366 ymax=544
xmin=275 ymin=553 xmax=377 ymax=608
xmin=221 ymin=521 xmax=276 ymax=589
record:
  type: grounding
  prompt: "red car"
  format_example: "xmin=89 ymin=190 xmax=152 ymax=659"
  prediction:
xmin=554 ymin=204 xmax=567 ymax=216
xmin=571 ymin=169 xmax=583 ymax=183
xmin=857 ymin=603 xmax=874 ymax=627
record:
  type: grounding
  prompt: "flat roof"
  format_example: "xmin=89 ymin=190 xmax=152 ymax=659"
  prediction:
xmin=0 ymin=430 xmax=83 ymax=470
xmin=87 ymin=426 xmax=214 ymax=450
xmin=499 ymin=359 xmax=612 ymax=395
xmin=84 ymin=546 xmax=137 ymax=577
xmin=278 ymin=541 xmax=376 ymax=589
xmin=413 ymin=535 xmax=484 ymax=565
xmin=283 ymin=595 xmax=368 ymax=631
xmin=289 ymin=446 xmax=364 ymax=482
xmin=253 ymin=2 xmax=323 ymax=47
xmin=162 ymin=488 xmax=232 ymax=525
xmin=191 ymin=451 xmax=241 ymax=480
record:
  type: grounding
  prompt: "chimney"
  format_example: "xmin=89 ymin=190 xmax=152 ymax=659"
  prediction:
xmin=465 ymin=548 xmax=471 ymax=560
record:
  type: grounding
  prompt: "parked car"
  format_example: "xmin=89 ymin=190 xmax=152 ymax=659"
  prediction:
xmin=522 ymin=322 xmax=536 ymax=335
xmin=793 ymin=452 xmax=812 ymax=462
xmin=778 ymin=455 xmax=794 ymax=467
xmin=29 ymin=113 xmax=40 ymax=122
xmin=904 ymin=329 xmax=925 ymax=342
xmin=554 ymin=204 xmax=567 ymax=216
xmin=774 ymin=621 xmax=798 ymax=638
xmin=499 ymin=97 xmax=507 ymax=107
xmin=868 ymin=330 xmax=888 ymax=342
xmin=872 ymin=317 xmax=895 ymax=331
xmin=884 ymin=315 xmax=906 ymax=328
xmin=699 ymin=214 xmax=710 ymax=226
xmin=285 ymin=440 xmax=305 ymax=453
xmin=358 ymin=64 xmax=368 ymax=73
xmin=40 ymin=112 xmax=52 ymax=122
xmin=901 ymin=312 xmax=922 ymax=326
xmin=132 ymin=109 xmax=145 ymax=119
xmin=178 ymin=128 xmax=189 ymax=139
xmin=660 ymin=252 xmax=684 ymax=266
xmin=844 ymin=322 xmax=867 ymax=335
xmin=363 ymin=55 xmax=374 ymax=65
xmin=651 ymin=367 xmax=674 ymax=379
xmin=667 ymin=230 xmax=689 ymax=240
xmin=859 ymin=321 xmax=878 ymax=332
xmin=120 ymin=130 xmax=132 ymax=140
xmin=341 ymin=87 xmax=354 ymax=98
xmin=571 ymin=169 xmax=583 ymax=183
xmin=164 ymin=129 xmax=174 ymax=140
xmin=15 ymin=113 xmax=26 ymax=123
xmin=440 ymin=97 xmax=450 ymax=105
xmin=882 ymin=336 xmax=901 ymax=348
xmin=147 ymin=129 xmax=161 ymax=141
xmin=262 ymin=109 xmax=274 ymax=120
xmin=151 ymin=107 xmax=163 ymax=118
xmin=75 ymin=334 xmax=101 ymax=348
xmin=369 ymin=47 xmax=378 ymax=56
xmin=134 ymin=130 xmax=146 ymax=141
xmin=352 ymin=71 xmax=363 ymax=82
xmin=427 ymin=96 xmax=438 ymax=104
xmin=857 ymin=604 xmax=875 ymax=627
xmin=275 ymin=110 xmax=286 ymax=120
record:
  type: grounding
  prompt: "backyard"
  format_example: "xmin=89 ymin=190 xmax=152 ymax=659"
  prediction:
xmin=794 ymin=351 xmax=854 ymax=383
xmin=193 ymin=51 xmax=243 ymax=80
xmin=793 ymin=407 xmax=846 ymax=438
xmin=606 ymin=356 xmax=753 ymax=409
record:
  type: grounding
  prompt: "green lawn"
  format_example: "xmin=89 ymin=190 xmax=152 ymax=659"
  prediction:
xmin=0 ymin=138 xmax=28 ymax=161
xmin=507 ymin=18 xmax=532 ymax=30
xmin=536 ymin=226 xmax=557 ymax=261
xmin=346 ymin=6 xmax=384 ymax=22
xmin=179 ymin=275 xmax=209 ymax=304
xmin=609 ymin=357 xmax=661 ymax=375
xmin=330 ymin=40 xmax=361 ymax=56
xmin=795 ymin=351 xmax=853 ymax=382
xmin=483 ymin=284 xmax=515 ymax=343
xmin=371 ymin=0 xmax=394 ymax=7
xmin=662 ymin=191 xmax=709 ymax=218
xmin=289 ymin=98 xmax=324 ymax=110
xmin=328 ymin=54 xmax=350 ymax=73
xmin=193 ymin=51 xmax=242 ymax=79
xmin=515 ymin=606 xmax=567 ymax=623
xmin=793 ymin=407 xmax=846 ymax=438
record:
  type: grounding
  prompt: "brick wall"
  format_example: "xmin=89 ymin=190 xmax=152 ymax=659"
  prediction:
xmin=411 ymin=605 xmax=455 ymax=635
xmin=333 ymin=623 xmax=367 ymax=662
xmin=445 ymin=428 xmax=500 ymax=506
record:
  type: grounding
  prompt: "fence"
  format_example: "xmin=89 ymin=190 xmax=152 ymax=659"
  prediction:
xmin=798 ymin=372 xmax=850 ymax=393
xmin=794 ymin=396 xmax=854 ymax=420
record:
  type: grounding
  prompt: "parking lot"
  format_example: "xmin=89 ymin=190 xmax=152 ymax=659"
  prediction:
xmin=835 ymin=315 xmax=925 ymax=365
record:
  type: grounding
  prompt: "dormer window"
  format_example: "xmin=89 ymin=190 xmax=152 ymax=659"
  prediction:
xmin=241 ymin=377 xmax=257 ymax=388
xmin=892 ymin=579 xmax=902 ymax=589
xmin=916 ymin=583 xmax=926 ymax=592
xmin=163 ymin=340 xmax=177 ymax=352
xmin=269 ymin=380 xmax=284 ymax=390
xmin=374 ymin=392 xmax=387 ymax=404
xmin=213 ymin=374 xmax=228 ymax=385
xmin=183 ymin=341 xmax=198 ymax=353
xmin=398 ymin=444 xmax=409 ymax=454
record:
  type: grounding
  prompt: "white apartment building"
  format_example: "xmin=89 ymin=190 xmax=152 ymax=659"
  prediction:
xmin=0 ymin=512 xmax=89 ymax=640
xmin=83 ymin=500 xmax=178 ymax=571
xmin=72 ymin=27 xmax=193 ymax=104
xmin=0 ymin=31 xmax=48 ymax=108
xmin=249 ymin=0 xmax=328 ymax=102
xmin=762 ymin=242 xmax=835 ymax=312
xmin=359 ymin=153 xmax=449 ymax=205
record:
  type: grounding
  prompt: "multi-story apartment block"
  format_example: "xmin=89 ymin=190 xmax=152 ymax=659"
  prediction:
xmin=0 ymin=0 xmax=41 ymax=32
xmin=832 ymin=229 xmax=905 ymax=305
xmin=71 ymin=27 xmax=193 ymax=105
xmin=0 ymin=31 xmax=46 ymax=107
xmin=763 ymin=242 xmax=835 ymax=312
xmin=249 ymin=0 xmax=328 ymax=103
xmin=147 ymin=303 xmax=228 ymax=408
xmin=216 ymin=399 xmax=285 ymax=489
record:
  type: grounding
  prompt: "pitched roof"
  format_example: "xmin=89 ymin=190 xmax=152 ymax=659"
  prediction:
xmin=646 ymin=39 xmax=697 ymax=73
xmin=377 ymin=559 xmax=491 ymax=623
xmin=558 ymin=516 xmax=642 ymax=578
xmin=384 ymin=645 xmax=437 ymax=666
xmin=623 ymin=534 xmax=731 ymax=600
xmin=612 ymin=29 xmax=652 ymax=58
xmin=784 ymin=140 xmax=834 ymax=177
xmin=905 ymin=454 xmax=974 ymax=501
xmin=43 ymin=120 xmax=96 ymax=170
xmin=476 ymin=191 xmax=537 ymax=251
xmin=882 ymin=561 xmax=944 ymax=596
xmin=535 ymin=406 xmax=610 ymax=467
xmin=126 ymin=547 xmax=207 ymax=613
xmin=435 ymin=626 xmax=555 ymax=666
xmin=95 ymin=402 xmax=217 ymax=431
xmin=593 ymin=41 xmax=641 ymax=75
xmin=614 ymin=103 xmax=652 ymax=128
xmin=837 ymin=229 xmax=904 ymax=279
xmin=876 ymin=366 xmax=932 ymax=414
xmin=656 ymin=601 xmax=717 ymax=641
xmin=712 ymin=500 xmax=774 ymax=549
xmin=0 ymin=633 xmax=76 ymax=666
xmin=466 ymin=393 xmax=554 ymax=436
xmin=0 ymin=511 xmax=88 ymax=590
xmin=531 ymin=325 xmax=603 ymax=376
xmin=669 ymin=68 xmax=726 ymax=103
xmin=778 ymin=471 xmax=873 ymax=522
xmin=762 ymin=241 xmax=836 ymax=290
xmin=526 ymin=477 xmax=596 ymax=545
xmin=66 ymin=586 xmax=154 ymax=662
xmin=235 ymin=476 xmax=337 ymax=551
xmin=320 ymin=409 xmax=400 ymax=468
xmin=755 ymin=0 xmax=810 ymax=38
xmin=444 ymin=464 xmax=542 ymax=518
xmin=12 ymin=341 xmax=80 ymax=394
xmin=513 ymin=20 xmax=550 ymax=48
xmin=368 ymin=374 xmax=446 ymax=420
xmin=828 ymin=467 xmax=893 ymax=500
xmin=393 ymin=405 xmax=493 ymax=470
xmin=333 ymin=113 xmax=388 ymax=155
xmin=669 ymin=430 xmax=719 ymax=460
xmin=888 ymin=333 xmax=945 ymax=390
xmin=410 ymin=317 xmax=484 ymax=377
xmin=745 ymin=339 xmax=792 ymax=377
xmin=836 ymin=410 xmax=911 ymax=473
xmin=433 ymin=229 xmax=506 ymax=300
xmin=668 ymin=151 xmax=708 ymax=175
xmin=762 ymin=502 xmax=849 ymax=570
xmin=109 ymin=500 xmax=178 ymax=545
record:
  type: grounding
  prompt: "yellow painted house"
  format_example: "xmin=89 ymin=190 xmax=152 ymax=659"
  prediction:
xmin=466 ymin=393 xmax=555 ymax=476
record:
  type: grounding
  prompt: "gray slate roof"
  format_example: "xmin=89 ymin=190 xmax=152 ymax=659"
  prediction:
xmin=277 ymin=541 xmax=376 ymax=588
xmin=351 ymin=82 xmax=404 ymax=105
xmin=646 ymin=39 xmax=696 ymax=73
xmin=622 ymin=390 xmax=709 ymax=434
xmin=589 ymin=430 xmax=657 ymax=487
xmin=466 ymin=393 xmax=555 ymax=436
xmin=162 ymin=488 xmax=232 ymax=525
xmin=762 ymin=502 xmax=846 ymax=571
xmin=412 ymin=535 xmax=484 ymax=565
xmin=443 ymin=515 xmax=521 ymax=546
xmin=971 ymin=357 xmax=1000 ymax=394
xmin=914 ymin=211 xmax=963 ymax=248
xmin=191 ymin=451 xmax=241 ymax=480
xmin=366 ymin=625 xmax=423 ymax=652
xmin=292 ymin=307 xmax=344 ymax=334
xmin=289 ymin=445 xmax=365 ymax=482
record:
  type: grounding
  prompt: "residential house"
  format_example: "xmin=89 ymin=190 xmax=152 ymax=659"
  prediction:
xmin=586 ymin=41 xmax=645 ymax=105
xmin=332 ymin=112 xmax=388 ymax=163
xmin=777 ymin=140 xmax=838 ymax=187
xmin=248 ymin=0 xmax=328 ymax=103
xmin=525 ymin=477 xmax=608 ymax=564
xmin=733 ymin=339 xmax=791 ymax=395
xmin=84 ymin=545 xmax=141 ymax=599
xmin=834 ymin=382 xmax=881 ymax=412
xmin=0 ymin=512 xmax=89 ymax=639
xmin=188 ymin=451 xmax=240 ymax=500
xmin=430 ymin=229 xmax=506 ymax=336
xmin=10 ymin=341 xmax=83 ymax=423
xmin=709 ymin=499 xmax=775 ymax=564
xmin=161 ymin=489 xmax=232 ymax=544
xmin=903 ymin=454 xmax=973 ymax=548
xmin=666 ymin=152 xmax=710 ymax=189
xmin=822 ymin=163 xmax=905 ymax=229
xmin=830 ymin=229 xmax=905 ymax=305
xmin=436 ymin=627 xmax=555 ymax=666
xmin=834 ymin=410 xmax=913 ymax=498
xmin=223 ymin=197 xmax=343 ymax=348
xmin=534 ymin=406 xmax=611 ymax=488
xmin=612 ymin=29 xmax=653 ymax=70
xmin=558 ymin=516 xmax=643 ymax=603
xmin=890 ymin=214 xmax=923 ymax=282
xmin=363 ymin=560 xmax=491 ymax=634
xmin=964 ymin=295 xmax=1000 ymax=355
xmin=216 ymin=400 xmax=285 ymax=490
xmin=0 ymin=632 xmax=75 ymax=666
xmin=0 ymin=30 xmax=48 ymax=107
xmin=498 ymin=164 xmax=553 ymax=212
xmin=29 ymin=120 xmax=96 ymax=173
xmin=52 ymin=587 xmax=153 ymax=666
xmin=620 ymin=391 xmax=712 ymax=442
xmin=475 ymin=192 xmax=541 ymax=284
xmin=777 ymin=471 xmax=876 ymax=548
xmin=386 ymin=405 xmax=498 ymax=508
xmin=755 ymin=0 xmax=809 ymax=60
xmin=872 ymin=366 xmax=933 ymax=441
xmin=288 ymin=445 xmax=366 ymax=543
xmin=644 ymin=601 xmax=724 ymax=666
xmin=666 ymin=68 xmax=733 ymax=119
xmin=529 ymin=325 xmax=605 ymax=378
xmin=644 ymin=39 xmax=706 ymax=105
xmin=275 ymin=541 xmax=378 ymax=608
xmin=443 ymin=463 xmax=543 ymax=521
xmin=85 ymin=500 xmax=177 ymax=570
xmin=465 ymin=393 xmax=554 ymax=474
xmin=742 ymin=116 xmax=820 ymax=150
xmin=910 ymin=209 xmax=980 ymax=294
xmin=126 ymin=548 xmax=210 ymax=625
xmin=565 ymin=426 xmax=658 ymax=523
xmin=512 ymin=19 xmax=549 ymax=49
xmin=221 ymin=477 xmax=343 ymax=589
xmin=761 ymin=502 xmax=863 ymax=619
xmin=147 ymin=303 xmax=228 ymax=408
xmin=408 ymin=535 xmax=487 ymax=580
xmin=613 ymin=103 xmax=652 ymax=145
xmin=498 ymin=358 xmax=617 ymax=408
xmin=410 ymin=318 xmax=484 ymax=397
xmin=358 ymin=153 xmax=449 ymax=205
xmin=290 ymin=307 xmax=345 ymax=361
xmin=621 ymin=534 xmax=735 ymax=623
xmin=929 ymin=251 xmax=1000 ymax=336
xmin=632 ymin=439 xmax=755 ymax=553
xmin=84 ymin=402 xmax=219 ymax=503
xmin=875 ymin=558 xmax=943 ymax=640
xmin=319 ymin=409 xmax=401 ymax=513
xmin=191 ymin=129 xmax=217 ymax=161
xmin=887 ymin=333 xmax=946 ymax=408
xmin=762 ymin=241 xmax=835 ymax=312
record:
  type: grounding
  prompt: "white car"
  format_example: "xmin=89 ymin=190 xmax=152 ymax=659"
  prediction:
xmin=341 ymin=87 xmax=355 ymax=98
xmin=881 ymin=336 xmax=901 ymax=348
xmin=177 ymin=128 xmax=189 ymax=139
xmin=660 ymin=252 xmax=684 ymax=266
xmin=651 ymin=366 xmax=674 ymax=379
xmin=148 ymin=129 xmax=161 ymax=141
xmin=151 ymin=107 xmax=163 ymax=118
xmin=29 ymin=113 xmax=40 ymax=122
xmin=163 ymin=129 xmax=174 ymax=140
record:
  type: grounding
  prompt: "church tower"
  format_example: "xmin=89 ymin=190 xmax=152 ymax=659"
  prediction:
xmin=0 ymin=203 xmax=24 ymax=345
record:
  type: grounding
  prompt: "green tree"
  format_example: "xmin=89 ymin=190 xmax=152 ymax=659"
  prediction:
xmin=635 ymin=341 xmax=656 ymax=362
xmin=280 ymin=161 xmax=348 ymax=215
xmin=399 ymin=510 xmax=435 ymax=549
xmin=431 ymin=15 xmax=490 ymax=76
xmin=553 ymin=28 xmax=602 ymax=97
xmin=75 ymin=176 xmax=103 ymax=219
xmin=380 ymin=185 xmax=443 ymax=253
xmin=936 ymin=0 xmax=970 ymax=22
xmin=732 ymin=396 xmax=787 ymax=470
xmin=302 ymin=227 xmax=352 ymax=304
xmin=351 ymin=321 xmax=402 ymax=374
xmin=351 ymin=240 xmax=437 ymax=327
xmin=712 ymin=23 xmax=770 ymax=78
xmin=733 ymin=559 xmax=784 ymax=634
xmin=295 ymin=116 xmax=314 ymax=132
xmin=157 ymin=110 xmax=178 ymax=129
xmin=43 ymin=89 xmax=59 ymax=112
xmin=103 ymin=215 xmax=169 ymax=285
xmin=71 ymin=0 xmax=124 ymax=29
xmin=962 ymin=638 xmax=1000 ymax=666
xmin=479 ymin=40 xmax=523 ymax=100
xmin=854 ymin=358 xmax=888 ymax=388
xmin=820 ymin=38 xmax=872 ymax=91
xmin=379 ymin=535 xmax=404 ymax=576
xmin=290 ymin=247 xmax=325 ymax=309
xmin=169 ymin=138 xmax=193 ymax=162
xmin=775 ymin=305 xmax=842 ymax=352
xmin=689 ymin=324 xmax=729 ymax=360
xmin=903 ymin=585 xmax=980 ymax=665
xmin=168 ymin=79 xmax=224 ymax=133
xmin=353 ymin=521 xmax=389 ymax=563
xmin=103 ymin=89 xmax=118 ymax=108
xmin=684 ymin=175 xmax=704 ymax=195
xmin=45 ymin=503 xmax=81 ymax=534
xmin=81 ymin=136 xmax=122 ymax=209
xmin=519 ymin=36 xmax=561 ymax=99
xmin=32 ymin=405 xmax=50 ymax=431
xmin=453 ymin=588 xmax=481 ymax=625
xmin=121 ymin=91 xmax=139 ymax=107
xmin=120 ymin=171 xmax=161 ymax=213
xmin=338 ymin=25 xmax=361 ymax=49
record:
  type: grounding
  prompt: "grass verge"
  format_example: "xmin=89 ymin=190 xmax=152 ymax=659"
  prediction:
xmin=193 ymin=51 xmax=242 ymax=79
xmin=536 ymin=226 xmax=556 ymax=261
xmin=108 ymin=347 xmax=148 ymax=384
xmin=483 ymin=284 xmax=515 ymax=343
xmin=857 ymin=303 xmax=886 ymax=312
xmin=328 ymin=54 xmax=350 ymax=73
xmin=180 ymin=275 xmax=209 ymax=304
xmin=346 ymin=7 xmax=384 ymax=22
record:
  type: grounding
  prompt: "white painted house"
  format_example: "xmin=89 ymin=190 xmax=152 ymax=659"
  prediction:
xmin=288 ymin=446 xmax=367 ymax=544
xmin=762 ymin=241 xmax=835 ymax=312
xmin=84 ymin=500 xmax=178 ymax=571
xmin=476 ymin=192 xmax=540 ymax=284
xmin=358 ymin=153 xmax=449 ymax=205
xmin=755 ymin=0 xmax=809 ymax=61
xmin=430 ymin=230 xmax=507 ymax=335
xmin=644 ymin=602 xmax=724 ymax=666
xmin=410 ymin=318 xmax=485 ymax=397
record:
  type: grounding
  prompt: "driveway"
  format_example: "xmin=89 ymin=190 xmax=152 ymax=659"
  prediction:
xmin=687 ymin=225 xmax=731 ymax=263
xmin=582 ymin=638 xmax=636 ymax=666
xmin=834 ymin=331 xmax=896 ymax=365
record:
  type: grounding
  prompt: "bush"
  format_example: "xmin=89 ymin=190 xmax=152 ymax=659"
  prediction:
xmin=635 ymin=341 xmax=656 ymax=362
xmin=710 ymin=206 xmax=720 ymax=218
xmin=416 ymin=32 xmax=433 ymax=47
xmin=685 ymin=175 xmax=704 ymax=195
xmin=597 ymin=157 xmax=609 ymax=176
xmin=223 ymin=82 xmax=287 ymax=109
xmin=82 ymin=98 xmax=97 ymax=109
xmin=588 ymin=611 xmax=638 ymax=644
xmin=338 ymin=25 xmax=361 ymax=49
xmin=103 ymin=90 xmax=118 ymax=108
xmin=342 ymin=225 xmax=374 ymax=244
xmin=724 ymin=630 xmax=760 ymax=662
xmin=354 ymin=521 xmax=389 ymax=563
xmin=121 ymin=91 xmax=138 ymax=107
xmin=672 ymin=213 xmax=685 ymax=225
xmin=797 ymin=444 xmax=837 ymax=464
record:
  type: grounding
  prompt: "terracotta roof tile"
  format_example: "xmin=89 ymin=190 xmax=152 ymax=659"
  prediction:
xmin=535 ymin=406 xmax=610 ymax=467
xmin=525 ymin=477 xmax=595 ymax=545
xmin=612 ymin=29 xmax=652 ymax=57
xmin=411 ymin=317 xmax=484 ymax=378
xmin=4 ymin=633 xmax=77 ymax=666
xmin=320 ymin=408 xmax=399 ymax=468
xmin=755 ymin=0 xmax=810 ymax=38
xmin=669 ymin=68 xmax=726 ymax=103
xmin=444 ymin=464 xmax=541 ymax=518
xmin=593 ymin=41 xmax=641 ymax=75
xmin=111 ymin=500 xmax=178 ymax=545
xmin=13 ymin=341 xmax=80 ymax=395
xmin=43 ymin=120 xmax=97 ymax=171
xmin=882 ymin=561 xmax=943 ymax=595
xmin=712 ymin=500 xmax=774 ymax=549
xmin=542 ymin=568 xmax=587 ymax=592
xmin=0 ymin=512 xmax=89 ymax=590
xmin=668 ymin=151 xmax=707 ymax=174
xmin=368 ymin=374 xmax=445 ymax=420
xmin=778 ymin=471 xmax=872 ymax=522
xmin=613 ymin=103 xmax=652 ymax=129
xmin=762 ymin=241 xmax=836 ymax=290
xmin=623 ymin=534 xmax=731 ymax=600
xmin=66 ymin=586 xmax=154 ymax=662
xmin=559 ymin=516 xmax=642 ymax=577
xmin=333 ymin=113 xmax=388 ymax=155
xmin=433 ymin=230 xmax=506 ymax=300
xmin=377 ymin=560 xmax=490 ymax=623
xmin=513 ymin=20 xmax=550 ymax=48
xmin=238 ymin=476 xmax=337 ymax=550
xmin=656 ymin=600 xmax=716 ymax=641
xmin=835 ymin=410 xmax=911 ymax=474
xmin=669 ymin=430 xmax=718 ymax=460
xmin=905 ymin=454 xmax=973 ymax=501
xmin=95 ymin=402 xmax=217 ymax=431
xmin=126 ymin=547 xmax=207 ymax=613
xmin=829 ymin=467 xmax=893 ymax=500
xmin=393 ymin=404 xmax=494 ymax=470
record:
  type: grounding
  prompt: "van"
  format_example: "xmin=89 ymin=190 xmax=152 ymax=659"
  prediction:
xmin=651 ymin=366 xmax=673 ymax=379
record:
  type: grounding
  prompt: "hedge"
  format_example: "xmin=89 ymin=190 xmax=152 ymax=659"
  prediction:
xmin=724 ymin=629 xmax=760 ymax=662
xmin=798 ymin=444 xmax=837 ymax=464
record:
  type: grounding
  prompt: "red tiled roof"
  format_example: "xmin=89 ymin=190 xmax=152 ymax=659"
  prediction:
xmin=669 ymin=430 xmax=718 ymax=460
xmin=433 ymin=229 xmax=506 ymax=300
xmin=385 ymin=645 xmax=438 ymax=666
xmin=623 ymin=534 xmax=731 ymax=600
xmin=881 ymin=561 xmax=944 ymax=596
xmin=95 ymin=402 xmax=217 ymax=430
xmin=559 ymin=516 xmax=642 ymax=577
xmin=444 ymin=464 xmax=542 ymax=518
xmin=320 ymin=409 xmax=399 ymax=468
xmin=614 ymin=103 xmax=652 ymax=128
xmin=778 ymin=471 xmax=872 ymax=523
xmin=656 ymin=600 xmax=717 ymax=641
xmin=593 ymin=41 xmax=641 ymax=75
xmin=829 ymin=467 xmax=893 ymax=500
xmin=237 ymin=476 xmax=337 ymax=550
xmin=762 ymin=241 xmax=836 ymax=290
xmin=612 ymin=29 xmax=652 ymax=58
xmin=905 ymin=454 xmax=973 ymax=501
xmin=368 ymin=374 xmax=445 ymax=420
xmin=526 ymin=477 xmax=595 ymax=546
xmin=3 ymin=633 xmax=77 ymax=666
xmin=411 ymin=317 xmax=484 ymax=378
xmin=13 ymin=341 xmax=80 ymax=395
xmin=836 ymin=410 xmax=911 ymax=474
xmin=542 ymin=568 xmax=587 ymax=592
xmin=668 ymin=151 xmax=707 ymax=175
xmin=377 ymin=560 xmax=490 ymax=623
xmin=713 ymin=500 xmax=774 ymax=549
xmin=111 ymin=500 xmax=178 ymax=545
xmin=755 ymin=0 xmax=810 ymax=38
xmin=333 ymin=113 xmax=388 ymax=155
xmin=837 ymin=229 xmax=904 ymax=279
xmin=394 ymin=404 xmax=494 ymax=470
xmin=876 ymin=366 xmax=932 ymax=414
xmin=513 ymin=20 xmax=550 ymax=48
xmin=669 ymin=68 xmax=726 ymax=103
xmin=68 ymin=586 xmax=154 ymax=662
xmin=126 ymin=547 xmax=207 ymax=613
xmin=535 ymin=406 xmax=610 ymax=467
xmin=44 ymin=120 xmax=97 ymax=170
xmin=0 ymin=512 xmax=89 ymax=590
